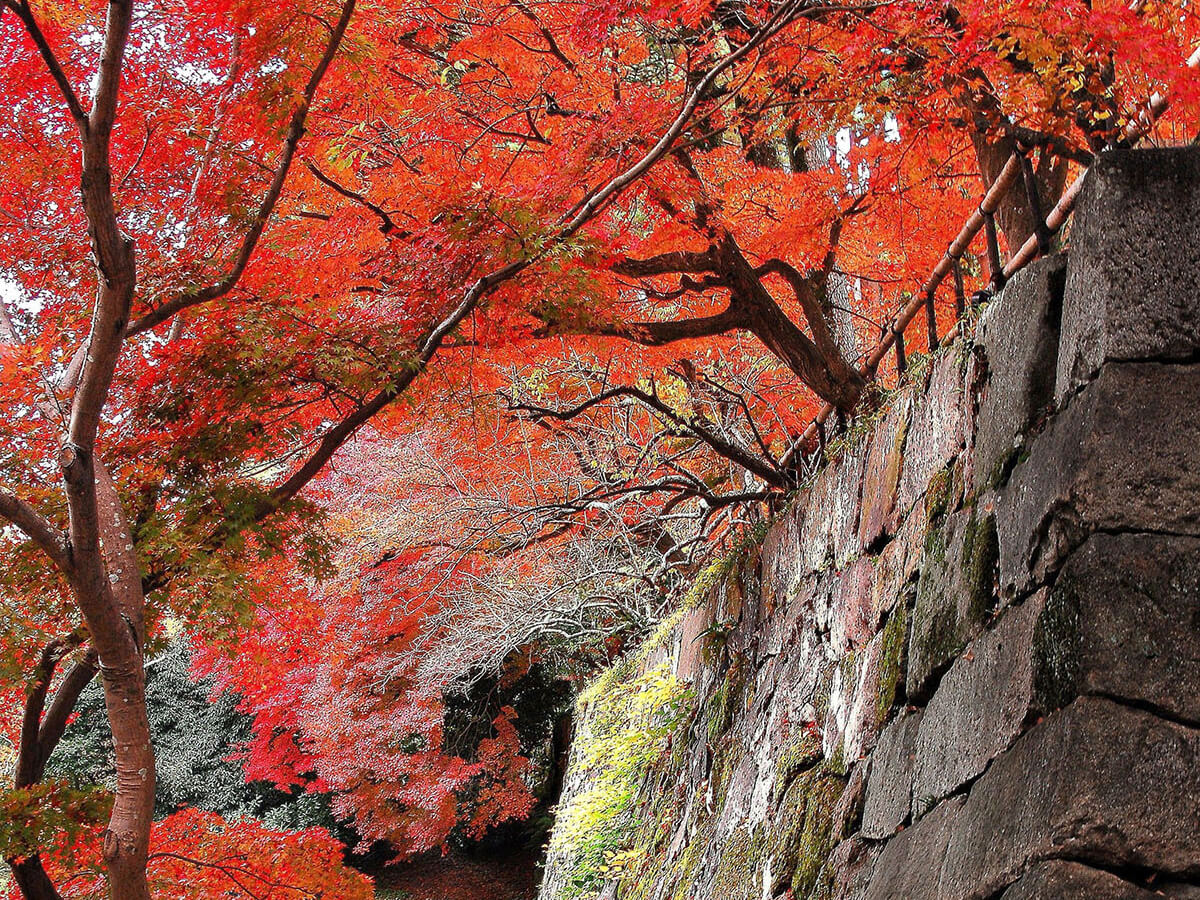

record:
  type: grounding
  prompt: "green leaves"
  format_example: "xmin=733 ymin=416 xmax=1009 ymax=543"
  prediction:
xmin=0 ymin=781 xmax=112 ymax=865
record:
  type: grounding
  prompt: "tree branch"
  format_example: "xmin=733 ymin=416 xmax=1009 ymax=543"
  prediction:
xmin=2 ymin=0 xmax=89 ymax=130
xmin=303 ymin=161 xmax=407 ymax=236
xmin=610 ymin=249 xmax=718 ymax=278
xmin=510 ymin=384 xmax=789 ymax=489
xmin=0 ymin=491 xmax=73 ymax=575
xmin=126 ymin=0 xmax=358 ymax=336
xmin=580 ymin=302 xmax=751 ymax=346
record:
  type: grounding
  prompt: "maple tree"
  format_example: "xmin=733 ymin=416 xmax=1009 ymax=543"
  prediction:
xmin=0 ymin=0 xmax=1197 ymax=898
xmin=11 ymin=808 xmax=374 ymax=900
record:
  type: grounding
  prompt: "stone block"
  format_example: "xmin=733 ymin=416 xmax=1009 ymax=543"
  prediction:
xmin=972 ymin=255 xmax=1066 ymax=493
xmin=827 ymin=837 xmax=879 ymax=900
xmin=860 ymin=710 xmax=920 ymax=839
xmin=996 ymin=362 xmax=1200 ymax=597
xmin=911 ymin=592 xmax=1045 ymax=809
xmin=858 ymin=392 xmax=912 ymax=547
xmin=1000 ymin=861 xmax=1161 ymax=899
xmin=939 ymin=697 xmax=1200 ymax=899
xmin=677 ymin=599 xmax=715 ymax=682
xmin=1035 ymin=533 xmax=1200 ymax=724
xmin=798 ymin=440 xmax=868 ymax=575
xmin=897 ymin=350 xmax=968 ymax=519
xmin=862 ymin=795 xmax=965 ymax=900
xmin=907 ymin=506 xmax=998 ymax=701
xmin=825 ymin=628 xmax=887 ymax=764
xmin=1057 ymin=148 xmax=1200 ymax=400
xmin=832 ymin=557 xmax=877 ymax=651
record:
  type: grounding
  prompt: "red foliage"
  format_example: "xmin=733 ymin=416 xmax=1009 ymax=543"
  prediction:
xmin=11 ymin=809 xmax=373 ymax=900
xmin=0 ymin=0 xmax=1197 ymax=888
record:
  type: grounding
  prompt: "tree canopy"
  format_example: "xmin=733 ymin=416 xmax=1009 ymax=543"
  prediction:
xmin=0 ymin=0 xmax=1197 ymax=897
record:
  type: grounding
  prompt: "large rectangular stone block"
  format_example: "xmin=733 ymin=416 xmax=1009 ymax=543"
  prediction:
xmin=858 ymin=393 xmax=912 ymax=547
xmin=862 ymin=795 xmax=965 ymax=900
xmin=1057 ymin=148 xmax=1200 ymax=401
xmin=897 ymin=350 xmax=967 ymax=520
xmin=939 ymin=697 xmax=1200 ymax=899
xmin=860 ymin=710 xmax=920 ymax=840
xmin=1035 ymin=533 xmax=1200 ymax=724
xmin=911 ymin=592 xmax=1045 ymax=810
xmin=996 ymin=362 xmax=1200 ymax=597
xmin=907 ymin=506 xmax=998 ymax=701
xmin=971 ymin=255 xmax=1065 ymax=493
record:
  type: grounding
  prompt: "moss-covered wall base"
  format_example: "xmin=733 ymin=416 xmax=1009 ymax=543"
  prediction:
xmin=539 ymin=149 xmax=1200 ymax=900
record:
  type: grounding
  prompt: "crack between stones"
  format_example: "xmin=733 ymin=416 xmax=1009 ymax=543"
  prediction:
xmin=1055 ymin=852 xmax=1200 ymax=892
xmin=1087 ymin=691 xmax=1200 ymax=732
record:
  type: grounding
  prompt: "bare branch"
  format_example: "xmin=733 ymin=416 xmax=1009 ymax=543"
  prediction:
xmin=304 ymin=161 xmax=407 ymax=236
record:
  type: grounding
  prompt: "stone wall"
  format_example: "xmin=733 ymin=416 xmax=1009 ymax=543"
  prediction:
xmin=538 ymin=148 xmax=1200 ymax=900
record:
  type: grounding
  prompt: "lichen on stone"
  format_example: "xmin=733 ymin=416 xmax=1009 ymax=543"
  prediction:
xmin=712 ymin=824 xmax=767 ymax=900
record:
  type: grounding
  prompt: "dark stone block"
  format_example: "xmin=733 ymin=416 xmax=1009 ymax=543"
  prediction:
xmin=860 ymin=711 xmax=920 ymax=839
xmin=862 ymin=795 xmax=965 ymax=900
xmin=907 ymin=507 xmax=998 ymax=701
xmin=911 ymin=592 xmax=1045 ymax=809
xmin=972 ymin=255 xmax=1066 ymax=493
xmin=940 ymin=697 xmax=1200 ymax=899
xmin=1057 ymin=148 xmax=1200 ymax=401
xmin=1035 ymin=533 xmax=1200 ymax=725
xmin=898 ymin=350 xmax=967 ymax=520
xmin=1000 ymin=861 xmax=1161 ymax=899
xmin=996 ymin=362 xmax=1200 ymax=598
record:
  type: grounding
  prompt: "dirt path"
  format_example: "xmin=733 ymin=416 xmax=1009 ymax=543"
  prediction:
xmin=374 ymin=848 xmax=540 ymax=900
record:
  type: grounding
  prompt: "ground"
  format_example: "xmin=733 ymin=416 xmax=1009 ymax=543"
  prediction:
xmin=375 ymin=848 xmax=541 ymax=900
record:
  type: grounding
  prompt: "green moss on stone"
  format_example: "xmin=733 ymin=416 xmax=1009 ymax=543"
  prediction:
xmin=706 ymin=655 xmax=745 ymax=743
xmin=792 ymin=772 xmax=843 ymax=898
xmin=960 ymin=510 xmax=998 ymax=624
xmin=774 ymin=732 xmax=823 ymax=793
xmin=713 ymin=825 xmax=767 ymax=900
xmin=924 ymin=466 xmax=953 ymax=523
xmin=767 ymin=765 xmax=847 ymax=899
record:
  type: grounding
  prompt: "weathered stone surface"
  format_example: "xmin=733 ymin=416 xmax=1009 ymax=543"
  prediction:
xmin=907 ymin=506 xmax=998 ymax=701
xmin=862 ymin=795 xmax=965 ymax=900
xmin=911 ymin=592 xmax=1045 ymax=808
xmin=1000 ymin=861 xmax=1162 ymax=899
xmin=677 ymin=599 xmax=715 ymax=682
xmin=1057 ymin=148 xmax=1200 ymax=401
xmin=898 ymin=350 xmax=967 ymax=519
xmin=972 ymin=255 xmax=1066 ymax=493
xmin=1036 ymin=533 xmax=1200 ymax=724
xmin=858 ymin=392 xmax=912 ymax=547
xmin=939 ymin=697 xmax=1200 ymax=899
xmin=828 ymin=837 xmax=879 ymax=900
xmin=832 ymin=557 xmax=877 ymax=651
xmin=861 ymin=711 xmax=920 ymax=839
xmin=825 ymin=627 xmax=887 ymax=763
xmin=832 ymin=762 xmax=867 ymax=842
xmin=997 ymin=362 xmax=1200 ymax=597
xmin=797 ymin=445 xmax=867 ymax=576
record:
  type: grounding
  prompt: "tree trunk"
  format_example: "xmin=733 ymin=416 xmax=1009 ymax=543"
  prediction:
xmin=97 ymin=662 xmax=155 ymax=900
xmin=62 ymin=449 xmax=155 ymax=900
xmin=964 ymin=117 xmax=1070 ymax=256
xmin=721 ymin=237 xmax=866 ymax=411
xmin=9 ymin=858 xmax=64 ymax=900
xmin=91 ymin=465 xmax=156 ymax=900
